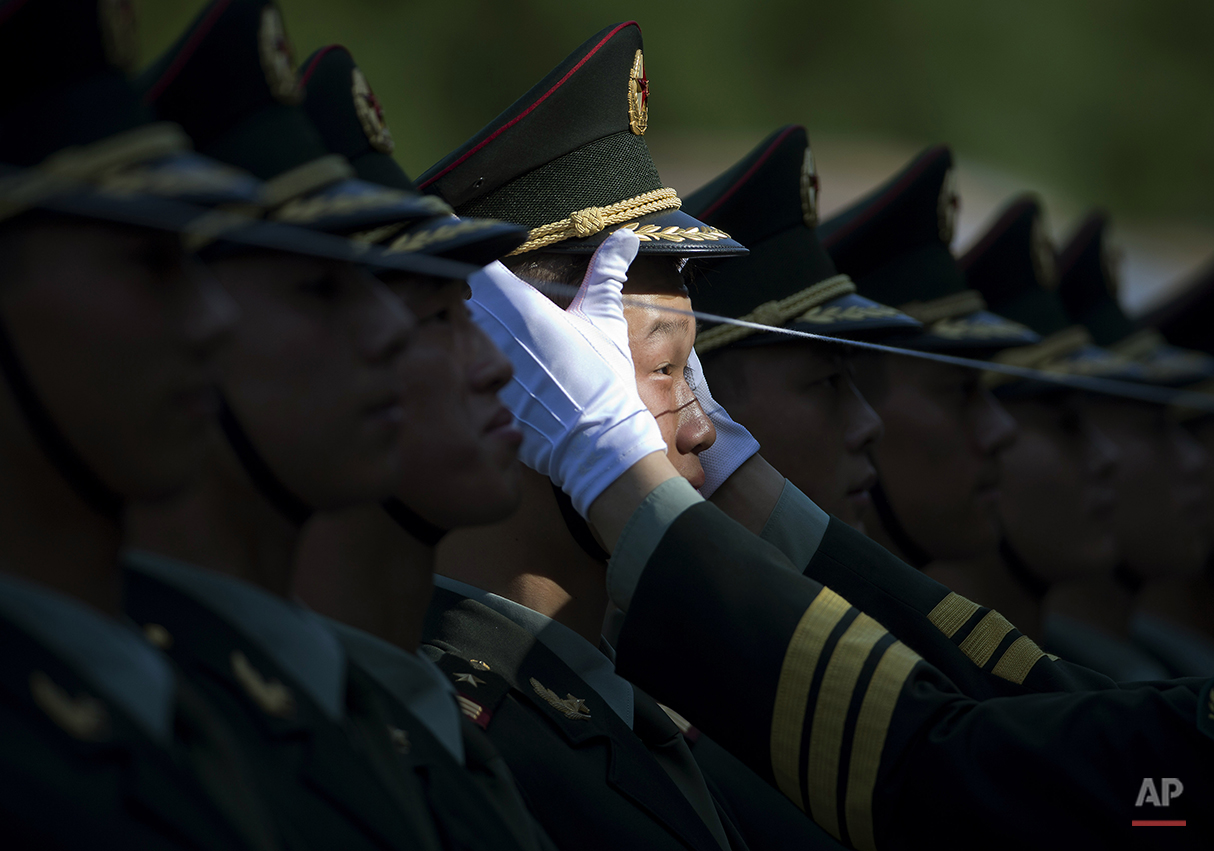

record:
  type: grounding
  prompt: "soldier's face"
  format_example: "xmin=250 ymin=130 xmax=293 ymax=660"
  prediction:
xmin=0 ymin=219 xmax=236 ymax=500
xmin=622 ymin=257 xmax=715 ymax=489
xmin=856 ymin=354 xmax=1017 ymax=560
xmin=997 ymin=394 xmax=1119 ymax=582
xmin=704 ymin=343 xmax=881 ymax=530
xmin=383 ymin=274 xmax=521 ymax=528
xmin=209 ymin=251 xmax=413 ymax=510
xmin=1086 ymin=397 xmax=1210 ymax=580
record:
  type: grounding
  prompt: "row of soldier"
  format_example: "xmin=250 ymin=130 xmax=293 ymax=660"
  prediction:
xmin=2 ymin=1 xmax=1213 ymax=850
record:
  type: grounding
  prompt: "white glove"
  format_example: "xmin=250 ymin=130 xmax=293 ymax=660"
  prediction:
xmin=685 ymin=348 xmax=760 ymax=497
xmin=468 ymin=230 xmax=667 ymax=517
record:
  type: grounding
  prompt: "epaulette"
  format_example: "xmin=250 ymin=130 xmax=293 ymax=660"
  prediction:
xmin=433 ymin=652 xmax=512 ymax=731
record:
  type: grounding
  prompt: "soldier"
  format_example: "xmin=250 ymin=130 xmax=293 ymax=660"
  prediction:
xmin=289 ymin=44 xmax=558 ymax=851
xmin=929 ymin=195 xmax=1137 ymax=641
xmin=816 ymin=147 xmax=1037 ymax=570
xmin=119 ymin=2 xmax=533 ymax=849
xmin=415 ymin=22 xmax=853 ymax=851
xmin=0 ymin=0 xmax=319 ymax=846
xmin=466 ymin=202 xmax=1214 ymax=850
xmin=1136 ymin=259 xmax=1214 ymax=673
xmin=1045 ymin=213 xmax=1214 ymax=679
xmin=680 ymin=125 xmax=920 ymax=531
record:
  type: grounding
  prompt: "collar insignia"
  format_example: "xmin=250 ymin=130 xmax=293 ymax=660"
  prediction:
xmin=628 ymin=49 xmax=649 ymax=136
xmin=258 ymin=6 xmax=301 ymax=105
xmin=351 ymin=67 xmax=394 ymax=154
xmin=30 ymin=671 xmax=110 ymax=741
xmin=454 ymin=672 xmax=485 ymax=687
xmin=530 ymin=677 xmax=591 ymax=721
xmin=98 ymin=0 xmax=137 ymax=71
xmin=230 ymin=650 xmax=295 ymax=718
xmin=468 ymin=659 xmax=491 ymax=671
xmin=938 ymin=168 xmax=959 ymax=244
xmin=801 ymin=146 xmax=819 ymax=227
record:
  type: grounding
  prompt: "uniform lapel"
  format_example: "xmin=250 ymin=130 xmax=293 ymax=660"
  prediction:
xmin=426 ymin=589 xmax=729 ymax=851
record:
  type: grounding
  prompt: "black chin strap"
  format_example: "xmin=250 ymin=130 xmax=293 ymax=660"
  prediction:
xmin=552 ymin=482 xmax=610 ymax=563
xmin=869 ymin=477 xmax=933 ymax=569
xmin=217 ymin=399 xmax=313 ymax=527
xmin=0 ymin=314 xmax=122 ymax=520
xmin=381 ymin=497 xmax=447 ymax=547
xmin=998 ymin=537 xmax=1050 ymax=602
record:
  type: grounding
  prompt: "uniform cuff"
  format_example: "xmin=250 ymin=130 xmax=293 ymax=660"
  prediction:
xmin=759 ymin=479 xmax=830 ymax=571
xmin=606 ymin=477 xmax=703 ymax=612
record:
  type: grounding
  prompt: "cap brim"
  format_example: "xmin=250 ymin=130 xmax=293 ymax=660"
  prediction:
xmin=889 ymin=308 xmax=1041 ymax=351
xmin=719 ymin=291 xmax=922 ymax=350
xmin=994 ymin=344 xmax=1149 ymax=399
xmin=377 ymin=214 xmax=528 ymax=268
xmin=1138 ymin=344 xmax=1214 ymax=387
xmin=539 ymin=208 xmax=748 ymax=257
xmin=272 ymin=177 xmax=451 ymax=233
xmin=105 ymin=150 xmax=263 ymax=207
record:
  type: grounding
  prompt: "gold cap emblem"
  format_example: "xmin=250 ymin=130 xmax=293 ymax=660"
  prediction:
xmin=800 ymin=146 xmax=819 ymax=227
xmin=351 ymin=67 xmax=394 ymax=154
xmin=938 ymin=168 xmax=959 ymax=245
xmin=98 ymin=0 xmax=137 ymax=71
xmin=628 ymin=50 xmax=649 ymax=136
xmin=257 ymin=5 xmax=300 ymax=105
xmin=1030 ymin=213 xmax=1058 ymax=290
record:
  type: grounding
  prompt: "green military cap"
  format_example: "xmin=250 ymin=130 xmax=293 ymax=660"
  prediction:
xmin=138 ymin=0 xmax=451 ymax=237
xmin=961 ymin=195 xmax=1147 ymax=396
xmin=0 ymin=0 xmax=265 ymax=228
xmin=1058 ymin=212 xmax=1214 ymax=387
xmin=680 ymin=125 xmax=920 ymax=355
xmin=818 ymin=145 xmax=1040 ymax=351
xmin=297 ymin=45 xmax=527 ymax=267
xmin=417 ymin=22 xmax=746 ymax=258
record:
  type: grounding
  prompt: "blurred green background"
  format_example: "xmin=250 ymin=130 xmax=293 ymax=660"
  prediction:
xmin=136 ymin=0 xmax=1214 ymax=310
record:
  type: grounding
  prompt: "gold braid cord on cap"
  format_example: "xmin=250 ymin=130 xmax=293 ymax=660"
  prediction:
xmin=695 ymin=274 xmax=860 ymax=354
xmin=1109 ymin=328 xmax=1168 ymax=361
xmin=508 ymin=187 xmax=687 ymax=255
xmin=898 ymin=289 xmax=986 ymax=325
xmin=984 ymin=325 xmax=1093 ymax=385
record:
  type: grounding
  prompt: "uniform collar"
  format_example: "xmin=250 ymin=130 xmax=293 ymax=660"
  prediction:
xmin=318 ymin=614 xmax=466 ymax=765
xmin=0 ymin=571 xmax=174 ymax=745
xmin=434 ymin=575 xmax=635 ymax=728
xmin=123 ymin=550 xmax=347 ymax=721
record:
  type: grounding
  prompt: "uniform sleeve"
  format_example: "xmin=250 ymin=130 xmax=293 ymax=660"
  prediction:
xmin=613 ymin=500 xmax=1214 ymax=851
xmin=758 ymin=480 xmax=1124 ymax=696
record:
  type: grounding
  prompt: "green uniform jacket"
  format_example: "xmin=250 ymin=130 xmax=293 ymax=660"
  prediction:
xmin=614 ymin=501 xmax=1214 ymax=851
xmin=0 ymin=613 xmax=277 ymax=851
xmin=124 ymin=566 xmax=446 ymax=851
xmin=424 ymin=586 xmax=804 ymax=851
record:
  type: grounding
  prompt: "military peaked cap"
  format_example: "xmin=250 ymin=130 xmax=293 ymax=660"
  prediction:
xmin=818 ymin=145 xmax=1038 ymax=351
xmin=1059 ymin=213 xmax=1214 ymax=387
xmin=139 ymin=0 xmax=449 ymax=236
xmin=297 ymin=45 xmax=526 ymax=267
xmin=1139 ymin=257 xmax=1214 ymax=355
xmin=962 ymin=196 xmax=1145 ymax=394
xmin=417 ymin=22 xmax=745 ymax=258
xmin=681 ymin=125 xmax=919 ymax=354
xmin=0 ymin=0 xmax=265 ymax=228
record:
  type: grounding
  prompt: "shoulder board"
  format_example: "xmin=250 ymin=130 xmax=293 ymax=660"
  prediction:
xmin=433 ymin=652 xmax=511 ymax=730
